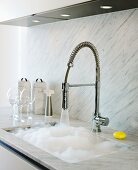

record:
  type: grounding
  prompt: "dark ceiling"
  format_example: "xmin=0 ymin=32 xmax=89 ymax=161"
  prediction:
xmin=1 ymin=0 xmax=138 ymax=27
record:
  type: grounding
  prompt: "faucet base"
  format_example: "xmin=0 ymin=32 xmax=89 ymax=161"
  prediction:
xmin=92 ymin=127 xmax=101 ymax=133
xmin=92 ymin=115 xmax=109 ymax=133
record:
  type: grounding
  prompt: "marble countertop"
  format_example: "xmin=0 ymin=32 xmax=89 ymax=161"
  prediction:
xmin=0 ymin=111 xmax=138 ymax=170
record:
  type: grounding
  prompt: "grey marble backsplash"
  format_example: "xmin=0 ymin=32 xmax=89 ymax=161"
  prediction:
xmin=20 ymin=8 xmax=138 ymax=132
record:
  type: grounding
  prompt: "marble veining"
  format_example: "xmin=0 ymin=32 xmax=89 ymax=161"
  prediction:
xmin=20 ymin=9 xmax=138 ymax=132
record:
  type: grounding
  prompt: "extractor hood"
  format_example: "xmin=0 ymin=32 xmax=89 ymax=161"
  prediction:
xmin=0 ymin=0 xmax=138 ymax=27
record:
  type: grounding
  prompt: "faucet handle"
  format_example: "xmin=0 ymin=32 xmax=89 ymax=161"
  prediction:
xmin=100 ymin=116 xmax=109 ymax=126
xmin=93 ymin=116 xmax=109 ymax=126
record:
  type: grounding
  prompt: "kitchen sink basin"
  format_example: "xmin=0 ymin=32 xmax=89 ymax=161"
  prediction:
xmin=5 ymin=124 xmax=129 ymax=163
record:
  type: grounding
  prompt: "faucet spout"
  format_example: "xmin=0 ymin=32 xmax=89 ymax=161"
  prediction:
xmin=62 ymin=41 xmax=109 ymax=132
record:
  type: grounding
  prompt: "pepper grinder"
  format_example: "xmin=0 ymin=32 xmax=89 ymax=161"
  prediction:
xmin=45 ymin=89 xmax=54 ymax=124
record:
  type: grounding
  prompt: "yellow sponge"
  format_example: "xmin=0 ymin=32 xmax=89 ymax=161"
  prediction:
xmin=113 ymin=131 xmax=127 ymax=140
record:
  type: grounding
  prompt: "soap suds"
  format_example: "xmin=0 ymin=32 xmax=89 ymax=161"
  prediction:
xmin=14 ymin=125 xmax=127 ymax=163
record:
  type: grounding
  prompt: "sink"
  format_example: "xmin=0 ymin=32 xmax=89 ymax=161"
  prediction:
xmin=6 ymin=125 xmax=129 ymax=163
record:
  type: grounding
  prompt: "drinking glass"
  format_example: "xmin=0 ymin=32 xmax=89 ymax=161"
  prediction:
xmin=7 ymin=87 xmax=18 ymax=120
xmin=19 ymin=89 xmax=35 ymax=125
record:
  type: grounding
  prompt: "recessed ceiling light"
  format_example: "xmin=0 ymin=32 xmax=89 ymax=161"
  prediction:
xmin=100 ymin=6 xmax=112 ymax=9
xmin=61 ymin=14 xmax=70 ymax=17
xmin=32 ymin=20 xmax=40 ymax=23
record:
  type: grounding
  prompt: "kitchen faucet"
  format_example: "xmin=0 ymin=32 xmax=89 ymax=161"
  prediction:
xmin=62 ymin=41 xmax=109 ymax=132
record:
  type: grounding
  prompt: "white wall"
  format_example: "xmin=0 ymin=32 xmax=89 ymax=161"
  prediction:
xmin=0 ymin=0 xmax=90 ymax=22
xmin=0 ymin=0 xmax=88 ymax=106
xmin=0 ymin=25 xmax=20 ymax=107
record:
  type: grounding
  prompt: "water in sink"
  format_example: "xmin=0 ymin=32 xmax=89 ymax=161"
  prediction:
xmin=12 ymin=124 xmax=128 ymax=163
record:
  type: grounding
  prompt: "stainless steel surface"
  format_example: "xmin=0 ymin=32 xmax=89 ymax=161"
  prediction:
xmin=62 ymin=41 xmax=109 ymax=132
xmin=45 ymin=96 xmax=53 ymax=116
xmin=93 ymin=116 xmax=109 ymax=132
xmin=62 ymin=83 xmax=69 ymax=110
xmin=0 ymin=15 xmax=64 ymax=27
xmin=0 ymin=0 xmax=138 ymax=27
xmin=69 ymin=83 xmax=95 ymax=87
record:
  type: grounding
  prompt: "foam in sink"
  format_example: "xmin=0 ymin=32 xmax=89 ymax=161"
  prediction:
xmin=13 ymin=125 xmax=128 ymax=163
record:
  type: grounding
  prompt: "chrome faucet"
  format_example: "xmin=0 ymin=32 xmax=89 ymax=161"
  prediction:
xmin=62 ymin=41 xmax=109 ymax=132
